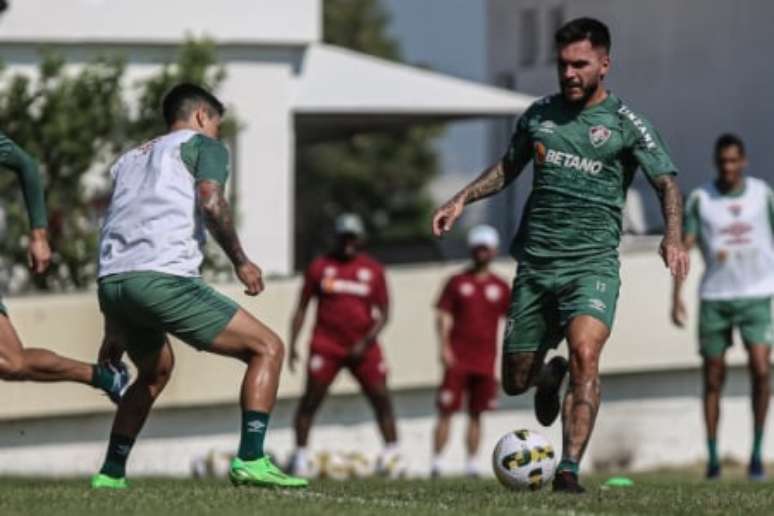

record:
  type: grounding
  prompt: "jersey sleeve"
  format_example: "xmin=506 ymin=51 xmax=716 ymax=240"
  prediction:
xmin=372 ymin=267 xmax=389 ymax=309
xmin=181 ymin=134 xmax=230 ymax=185
xmin=621 ymin=109 xmax=678 ymax=180
xmin=502 ymin=105 xmax=536 ymax=174
xmin=0 ymin=133 xmax=47 ymax=229
xmin=436 ymin=277 xmax=456 ymax=313
xmin=683 ymin=190 xmax=701 ymax=239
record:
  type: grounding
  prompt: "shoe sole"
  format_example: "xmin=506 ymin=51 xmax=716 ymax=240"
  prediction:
xmin=229 ymin=471 xmax=308 ymax=489
xmin=535 ymin=357 xmax=568 ymax=427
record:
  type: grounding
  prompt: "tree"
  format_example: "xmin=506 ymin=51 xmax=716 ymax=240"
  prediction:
xmin=0 ymin=40 xmax=231 ymax=291
xmin=295 ymin=0 xmax=441 ymax=268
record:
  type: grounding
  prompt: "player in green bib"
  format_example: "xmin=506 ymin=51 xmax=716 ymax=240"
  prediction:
xmin=672 ymin=134 xmax=774 ymax=480
xmin=0 ymin=133 xmax=129 ymax=402
xmin=432 ymin=18 xmax=689 ymax=493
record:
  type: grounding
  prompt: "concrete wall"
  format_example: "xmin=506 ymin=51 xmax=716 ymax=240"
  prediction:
xmin=1 ymin=248 xmax=769 ymax=476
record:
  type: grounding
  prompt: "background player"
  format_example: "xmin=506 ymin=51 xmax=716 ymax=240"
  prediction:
xmin=91 ymin=83 xmax=306 ymax=489
xmin=672 ymin=134 xmax=774 ymax=480
xmin=431 ymin=225 xmax=510 ymax=478
xmin=431 ymin=18 xmax=689 ymax=493
xmin=288 ymin=214 xmax=401 ymax=476
xmin=0 ymin=132 xmax=128 ymax=401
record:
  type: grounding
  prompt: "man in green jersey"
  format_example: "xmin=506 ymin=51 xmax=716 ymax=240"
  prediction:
xmin=0 ymin=133 xmax=128 ymax=401
xmin=432 ymin=18 xmax=689 ymax=493
xmin=91 ymin=84 xmax=306 ymax=489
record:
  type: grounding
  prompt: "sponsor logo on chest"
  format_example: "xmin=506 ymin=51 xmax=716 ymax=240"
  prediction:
xmin=534 ymin=142 xmax=603 ymax=175
xmin=320 ymin=266 xmax=372 ymax=297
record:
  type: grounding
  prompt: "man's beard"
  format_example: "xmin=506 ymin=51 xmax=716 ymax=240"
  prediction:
xmin=562 ymin=79 xmax=599 ymax=106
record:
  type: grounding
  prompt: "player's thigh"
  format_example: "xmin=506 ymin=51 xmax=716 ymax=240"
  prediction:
xmin=503 ymin=268 xmax=562 ymax=357
xmin=208 ymin=308 xmax=283 ymax=363
xmin=738 ymin=297 xmax=774 ymax=351
xmin=100 ymin=282 xmax=167 ymax=363
xmin=0 ymin=313 xmax=24 ymax=376
xmin=437 ymin=367 xmax=466 ymax=414
xmin=558 ymin=269 xmax=620 ymax=337
xmin=351 ymin=345 xmax=390 ymax=400
xmin=698 ymin=300 xmax=734 ymax=359
xmin=467 ymin=373 xmax=498 ymax=416
xmin=565 ymin=315 xmax=611 ymax=371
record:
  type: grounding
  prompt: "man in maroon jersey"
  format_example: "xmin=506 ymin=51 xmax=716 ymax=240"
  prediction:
xmin=287 ymin=214 xmax=401 ymax=476
xmin=431 ymin=225 xmax=510 ymax=478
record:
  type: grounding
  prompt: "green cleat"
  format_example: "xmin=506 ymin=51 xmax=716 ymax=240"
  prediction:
xmin=90 ymin=473 xmax=128 ymax=489
xmin=229 ymin=457 xmax=308 ymax=489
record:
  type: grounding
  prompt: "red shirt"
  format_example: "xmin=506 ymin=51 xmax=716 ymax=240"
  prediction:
xmin=436 ymin=270 xmax=510 ymax=375
xmin=302 ymin=253 xmax=389 ymax=349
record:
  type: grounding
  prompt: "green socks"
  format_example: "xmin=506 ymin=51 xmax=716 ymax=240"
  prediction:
xmin=708 ymin=438 xmax=719 ymax=467
xmin=100 ymin=433 xmax=135 ymax=479
xmin=752 ymin=428 xmax=764 ymax=462
xmin=558 ymin=459 xmax=579 ymax=476
xmin=237 ymin=411 xmax=270 ymax=461
xmin=91 ymin=364 xmax=115 ymax=392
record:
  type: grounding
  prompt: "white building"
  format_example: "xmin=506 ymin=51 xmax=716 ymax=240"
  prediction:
xmin=0 ymin=0 xmax=531 ymax=275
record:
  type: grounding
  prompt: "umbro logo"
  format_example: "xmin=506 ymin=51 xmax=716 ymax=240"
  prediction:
xmin=247 ymin=421 xmax=266 ymax=433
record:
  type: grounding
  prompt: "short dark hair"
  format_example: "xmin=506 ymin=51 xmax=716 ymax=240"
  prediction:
xmin=555 ymin=17 xmax=611 ymax=53
xmin=162 ymin=83 xmax=225 ymax=127
xmin=715 ymin=133 xmax=745 ymax=157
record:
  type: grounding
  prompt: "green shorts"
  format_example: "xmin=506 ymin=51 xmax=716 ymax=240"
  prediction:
xmin=699 ymin=297 xmax=774 ymax=358
xmin=98 ymin=271 xmax=239 ymax=360
xmin=503 ymin=260 xmax=621 ymax=355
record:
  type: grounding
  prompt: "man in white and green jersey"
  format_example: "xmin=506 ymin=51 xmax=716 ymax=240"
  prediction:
xmin=0 ymin=132 xmax=128 ymax=402
xmin=672 ymin=134 xmax=774 ymax=481
xmin=91 ymin=83 xmax=306 ymax=490
xmin=432 ymin=18 xmax=689 ymax=493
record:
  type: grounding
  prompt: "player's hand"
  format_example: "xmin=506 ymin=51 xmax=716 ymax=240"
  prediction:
xmin=659 ymin=237 xmax=689 ymax=281
xmin=288 ymin=346 xmax=299 ymax=373
xmin=347 ymin=339 xmax=369 ymax=364
xmin=27 ymin=228 xmax=51 ymax=275
xmin=431 ymin=197 xmax=464 ymax=237
xmin=671 ymin=299 xmax=687 ymax=328
xmin=236 ymin=261 xmax=264 ymax=296
xmin=441 ymin=345 xmax=455 ymax=369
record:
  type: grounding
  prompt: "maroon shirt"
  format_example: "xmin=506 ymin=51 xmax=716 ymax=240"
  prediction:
xmin=436 ymin=270 xmax=510 ymax=375
xmin=302 ymin=253 xmax=389 ymax=350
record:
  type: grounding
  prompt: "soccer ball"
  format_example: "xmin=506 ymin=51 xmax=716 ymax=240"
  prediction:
xmin=492 ymin=429 xmax=557 ymax=491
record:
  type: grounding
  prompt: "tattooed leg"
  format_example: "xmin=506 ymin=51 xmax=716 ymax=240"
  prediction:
xmin=560 ymin=315 xmax=610 ymax=465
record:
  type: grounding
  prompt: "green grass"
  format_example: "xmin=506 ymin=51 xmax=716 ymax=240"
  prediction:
xmin=1 ymin=472 xmax=774 ymax=516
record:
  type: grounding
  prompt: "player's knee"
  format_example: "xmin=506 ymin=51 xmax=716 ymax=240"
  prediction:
xmin=502 ymin=375 xmax=530 ymax=396
xmin=570 ymin=344 xmax=600 ymax=377
xmin=0 ymin=355 xmax=25 ymax=381
xmin=751 ymin=365 xmax=770 ymax=386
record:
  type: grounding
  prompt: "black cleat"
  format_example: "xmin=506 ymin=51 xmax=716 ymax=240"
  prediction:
xmin=748 ymin=459 xmax=765 ymax=481
xmin=552 ymin=470 xmax=586 ymax=494
xmin=705 ymin=462 xmax=722 ymax=480
xmin=534 ymin=356 xmax=569 ymax=427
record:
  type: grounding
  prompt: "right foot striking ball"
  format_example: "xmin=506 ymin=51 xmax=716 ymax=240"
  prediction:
xmin=492 ymin=429 xmax=557 ymax=491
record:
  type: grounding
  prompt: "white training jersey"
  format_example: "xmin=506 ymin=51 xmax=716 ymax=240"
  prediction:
xmin=98 ymin=129 xmax=206 ymax=278
xmin=684 ymin=177 xmax=774 ymax=300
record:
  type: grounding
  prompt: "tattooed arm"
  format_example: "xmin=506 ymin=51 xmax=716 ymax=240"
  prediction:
xmin=431 ymin=159 xmax=521 ymax=237
xmin=651 ymin=175 xmax=690 ymax=281
xmin=196 ymin=180 xmax=264 ymax=296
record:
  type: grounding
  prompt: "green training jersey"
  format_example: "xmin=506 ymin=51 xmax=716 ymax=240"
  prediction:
xmin=504 ymin=93 xmax=677 ymax=266
xmin=0 ymin=131 xmax=47 ymax=229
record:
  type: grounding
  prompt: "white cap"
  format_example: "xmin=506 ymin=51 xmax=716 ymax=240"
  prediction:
xmin=334 ymin=213 xmax=365 ymax=237
xmin=467 ymin=224 xmax=500 ymax=249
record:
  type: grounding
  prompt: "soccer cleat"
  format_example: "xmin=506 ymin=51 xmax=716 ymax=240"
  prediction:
xmin=534 ymin=356 xmax=569 ymax=427
xmin=552 ymin=470 xmax=586 ymax=494
xmin=748 ymin=459 xmax=766 ymax=481
xmin=90 ymin=473 xmax=128 ymax=489
xmin=705 ymin=462 xmax=722 ymax=480
xmin=229 ymin=457 xmax=308 ymax=488
xmin=105 ymin=362 xmax=130 ymax=405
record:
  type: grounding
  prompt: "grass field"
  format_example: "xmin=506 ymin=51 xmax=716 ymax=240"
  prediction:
xmin=2 ymin=471 xmax=774 ymax=516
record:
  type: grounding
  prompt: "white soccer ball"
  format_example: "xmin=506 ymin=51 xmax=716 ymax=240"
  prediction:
xmin=492 ymin=429 xmax=557 ymax=491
